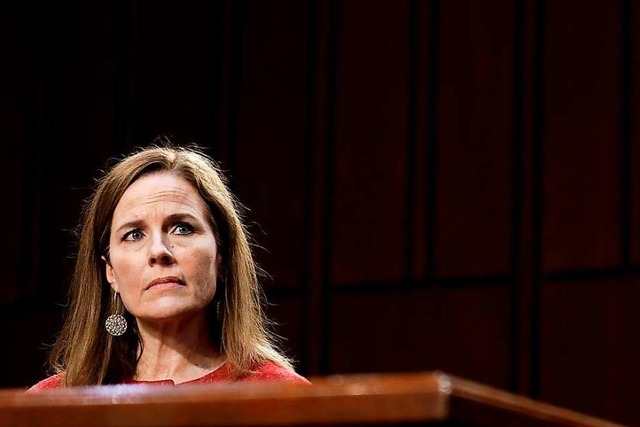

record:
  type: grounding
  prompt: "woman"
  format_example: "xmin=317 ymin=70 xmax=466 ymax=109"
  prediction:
xmin=29 ymin=144 xmax=307 ymax=390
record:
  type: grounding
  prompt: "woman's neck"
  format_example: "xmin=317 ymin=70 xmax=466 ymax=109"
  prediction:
xmin=134 ymin=313 xmax=224 ymax=384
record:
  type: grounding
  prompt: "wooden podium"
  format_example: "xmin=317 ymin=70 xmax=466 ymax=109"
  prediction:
xmin=0 ymin=372 xmax=624 ymax=426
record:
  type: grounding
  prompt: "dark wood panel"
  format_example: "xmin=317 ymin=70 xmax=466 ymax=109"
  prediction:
xmin=2 ymin=309 xmax=63 ymax=388
xmin=54 ymin=1 xmax=117 ymax=163
xmin=329 ymin=285 xmax=512 ymax=389
xmin=410 ymin=0 xmax=431 ymax=281
xmin=0 ymin=9 xmax=30 ymax=304
xmin=434 ymin=0 xmax=514 ymax=278
xmin=331 ymin=0 xmax=409 ymax=285
xmin=45 ymin=2 xmax=120 ymax=300
xmin=543 ymin=1 xmax=622 ymax=272
xmin=513 ymin=0 xmax=541 ymax=397
xmin=540 ymin=277 xmax=640 ymax=426
xmin=234 ymin=0 xmax=308 ymax=290
xmin=302 ymin=0 xmax=333 ymax=376
xmin=147 ymin=1 xmax=221 ymax=144
xmin=630 ymin=1 xmax=640 ymax=267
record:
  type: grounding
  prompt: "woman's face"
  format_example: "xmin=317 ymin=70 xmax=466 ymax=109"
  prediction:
xmin=105 ymin=172 xmax=220 ymax=322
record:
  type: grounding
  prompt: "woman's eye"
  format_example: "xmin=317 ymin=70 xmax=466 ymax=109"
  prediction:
xmin=174 ymin=224 xmax=194 ymax=235
xmin=123 ymin=230 xmax=143 ymax=241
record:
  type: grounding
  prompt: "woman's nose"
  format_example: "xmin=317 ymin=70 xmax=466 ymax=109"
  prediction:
xmin=148 ymin=236 xmax=175 ymax=266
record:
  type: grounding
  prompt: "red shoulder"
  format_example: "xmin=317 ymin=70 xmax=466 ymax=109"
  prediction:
xmin=27 ymin=373 xmax=65 ymax=392
xmin=239 ymin=362 xmax=310 ymax=384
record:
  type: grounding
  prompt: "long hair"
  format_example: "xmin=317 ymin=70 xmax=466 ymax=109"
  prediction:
xmin=49 ymin=144 xmax=292 ymax=386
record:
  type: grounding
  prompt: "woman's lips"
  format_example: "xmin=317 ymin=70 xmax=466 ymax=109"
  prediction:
xmin=145 ymin=276 xmax=185 ymax=290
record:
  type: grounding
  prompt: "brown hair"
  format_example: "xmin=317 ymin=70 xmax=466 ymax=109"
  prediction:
xmin=49 ymin=144 xmax=292 ymax=386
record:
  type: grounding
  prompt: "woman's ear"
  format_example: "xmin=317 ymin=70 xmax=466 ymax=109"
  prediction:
xmin=102 ymin=255 xmax=120 ymax=293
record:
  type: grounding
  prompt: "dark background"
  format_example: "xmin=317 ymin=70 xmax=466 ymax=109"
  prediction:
xmin=2 ymin=0 xmax=640 ymax=425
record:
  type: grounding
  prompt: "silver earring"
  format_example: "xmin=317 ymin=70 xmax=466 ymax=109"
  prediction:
xmin=105 ymin=292 xmax=127 ymax=336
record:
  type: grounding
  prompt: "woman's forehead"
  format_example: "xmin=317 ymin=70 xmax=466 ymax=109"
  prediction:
xmin=113 ymin=173 xmax=208 ymax=220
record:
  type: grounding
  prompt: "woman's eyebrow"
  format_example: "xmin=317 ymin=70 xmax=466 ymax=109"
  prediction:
xmin=164 ymin=212 xmax=200 ymax=223
xmin=113 ymin=219 xmax=145 ymax=235
xmin=113 ymin=213 xmax=202 ymax=235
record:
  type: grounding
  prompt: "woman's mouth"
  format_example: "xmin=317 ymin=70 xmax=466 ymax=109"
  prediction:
xmin=145 ymin=276 xmax=186 ymax=290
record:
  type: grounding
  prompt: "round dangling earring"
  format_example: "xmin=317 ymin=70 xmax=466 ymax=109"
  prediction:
xmin=105 ymin=292 xmax=128 ymax=337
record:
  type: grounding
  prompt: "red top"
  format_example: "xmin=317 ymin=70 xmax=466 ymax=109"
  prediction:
xmin=28 ymin=362 xmax=309 ymax=391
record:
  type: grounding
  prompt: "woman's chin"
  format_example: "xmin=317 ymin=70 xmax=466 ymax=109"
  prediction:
xmin=133 ymin=304 xmax=207 ymax=325
xmin=130 ymin=293 xmax=213 ymax=321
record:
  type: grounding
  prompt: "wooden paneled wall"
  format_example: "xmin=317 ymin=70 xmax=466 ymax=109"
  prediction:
xmin=1 ymin=0 xmax=639 ymax=425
